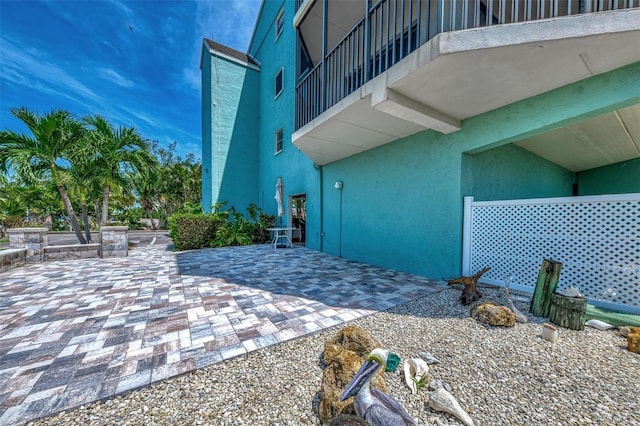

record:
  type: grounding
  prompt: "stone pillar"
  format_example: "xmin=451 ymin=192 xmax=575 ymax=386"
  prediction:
xmin=100 ymin=226 xmax=128 ymax=258
xmin=8 ymin=228 xmax=48 ymax=262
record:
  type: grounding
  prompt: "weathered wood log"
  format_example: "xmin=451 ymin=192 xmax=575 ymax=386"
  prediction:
xmin=529 ymin=259 xmax=562 ymax=318
xmin=505 ymin=283 xmax=528 ymax=323
xmin=549 ymin=293 xmax=587 ymax=330
xmin=448 ymin=267 xmax=490 ymax=305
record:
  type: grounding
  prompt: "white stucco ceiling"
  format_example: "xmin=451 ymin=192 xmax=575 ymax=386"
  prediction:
xmin=514 ymin=104 xmax=640 ymax=172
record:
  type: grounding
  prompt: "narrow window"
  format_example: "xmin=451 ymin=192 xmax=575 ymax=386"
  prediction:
xmin=275 ymin=9 xmax=284 ymax=40
xmin=275 ymin=128 xmax=284 ymax=154
xmin=275 ymin=68 xmax=283 ymax=98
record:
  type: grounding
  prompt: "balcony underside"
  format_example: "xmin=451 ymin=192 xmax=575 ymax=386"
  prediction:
xmin=292 ymin=9 xmax=640 ymax=169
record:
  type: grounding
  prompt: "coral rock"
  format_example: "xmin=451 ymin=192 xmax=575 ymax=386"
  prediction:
xmin=318 ymin=326 xmax=386 ymax=423
xmin=627 ymin=326 xmax=640 ymax=354
xmin=472 ymin=302 xmax=516 ymax=327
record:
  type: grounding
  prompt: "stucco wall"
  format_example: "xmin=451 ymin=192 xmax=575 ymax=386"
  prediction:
xmin=577 ymin=157 xmax=640 ymax=195
xmin=462 ymin=144 xmax=574 ymax=201
xmin=201 ymin=51 xmax=259 ymax=212
xmin=249 ymin=1 xmax=320 ymax=246
xmin=205 ymin=3 xmax=639 ymax=282
xmin=321 ymin=64 xmax=640 ymax=279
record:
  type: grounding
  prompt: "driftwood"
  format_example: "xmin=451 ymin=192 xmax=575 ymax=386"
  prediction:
xmin=504 ymin=276 xmax=528 ymax=323
xmin=448 ymin=267 xmax=490 ymax=305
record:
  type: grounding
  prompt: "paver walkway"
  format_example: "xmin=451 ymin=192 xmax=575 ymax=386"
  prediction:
xmin=0 ymin=242 xmax=444 ymax=425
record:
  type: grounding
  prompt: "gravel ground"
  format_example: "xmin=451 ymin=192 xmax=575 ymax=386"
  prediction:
xmin=30 ymin=286 xmax=640 ymax=426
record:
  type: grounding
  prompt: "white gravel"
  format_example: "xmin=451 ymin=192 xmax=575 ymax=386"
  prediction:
xmin=30 ymin=286 xmax=640 ymax=426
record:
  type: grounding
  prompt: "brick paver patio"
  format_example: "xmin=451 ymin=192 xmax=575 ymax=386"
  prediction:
xmin=0 ymin=242 xmax=444 ymax=425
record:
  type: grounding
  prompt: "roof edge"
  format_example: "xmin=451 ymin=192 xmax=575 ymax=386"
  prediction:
xmin=202 ymin=38 xmax=260 ymax=71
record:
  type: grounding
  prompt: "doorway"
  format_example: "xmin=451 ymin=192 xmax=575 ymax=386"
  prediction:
xmin=289 ymin=194 xmax=306 ymax=245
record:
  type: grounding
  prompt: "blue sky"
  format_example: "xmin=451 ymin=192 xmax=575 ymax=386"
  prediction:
xmin=0 ymin=0 xmax=263 ymax=160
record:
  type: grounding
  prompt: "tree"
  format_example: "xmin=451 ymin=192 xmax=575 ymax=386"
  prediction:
xmin=131 ymin=168 xmax=160 ymax=230
xmin=150 ymin=141 xmax=202 ymax=225
xmin=83 ymin=115 xmax=158 ymax=226
xmin=67 ymin=158 xmax=103 ymax=242
xmin=0 ymin=107 xmax=88 ymax=243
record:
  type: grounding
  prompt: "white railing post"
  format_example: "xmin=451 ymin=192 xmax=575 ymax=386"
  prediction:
xmin=462 ymin=196 xmax=474 ymax=275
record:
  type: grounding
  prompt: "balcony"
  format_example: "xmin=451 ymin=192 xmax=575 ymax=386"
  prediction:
xmin=292 ymin=0 xmax=640 ymax=165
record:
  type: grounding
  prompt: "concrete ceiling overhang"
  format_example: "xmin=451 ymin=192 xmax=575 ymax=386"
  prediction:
xmin=292 ymin=8 xmax=640 ymax=169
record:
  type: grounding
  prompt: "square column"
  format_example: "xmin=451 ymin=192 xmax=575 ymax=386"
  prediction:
xmin=8 ymin=228 xmax=48 ymax=262
xmin=100 ymin=226 xmax=129 ymax=258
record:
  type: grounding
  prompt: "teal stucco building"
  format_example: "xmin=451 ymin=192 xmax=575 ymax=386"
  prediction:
xmin=201 ymin=0 xmax=640 ymax=281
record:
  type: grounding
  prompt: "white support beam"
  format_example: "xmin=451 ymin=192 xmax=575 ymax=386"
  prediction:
xmin=371 ymin=87 xmax=461 ymax=134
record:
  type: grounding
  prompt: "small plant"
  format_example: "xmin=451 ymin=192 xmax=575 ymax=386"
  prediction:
xmin=411 ymin=375 xmax=428 ymax=391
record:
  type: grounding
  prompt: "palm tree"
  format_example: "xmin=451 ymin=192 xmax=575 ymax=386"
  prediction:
xmin=131 ymin=169 xmax=160 ymax=230
xmin=0 ymin=107 xmax=88 ymax=243
xmin=83 ymin=115 xmax=158 ymax=226
xmin=67 ymin=159 xmax=103 ymax=243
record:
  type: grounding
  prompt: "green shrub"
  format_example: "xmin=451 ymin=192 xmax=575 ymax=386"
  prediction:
xmin=210 ymin=208 xmax=254 ymax=247
xmin=169 ymin=203 xmax=277 ymax=250
xmin=254 ymin=211 xmax=276 ymax=243
xmin=168 ymin=213 xmax=221 ymax=251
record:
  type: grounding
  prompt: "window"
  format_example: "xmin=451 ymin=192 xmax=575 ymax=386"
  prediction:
xmin=275 ymin=129 xmax=283 ymax=154
xmin=275 ymin=9 xmax=284 ymax=40
xmin=275 ymin=68 xmax=283 ymax=98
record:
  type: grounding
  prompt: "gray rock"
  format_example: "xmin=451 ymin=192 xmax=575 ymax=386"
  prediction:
xmin=419 ymin=351 xmax=441 ymax=365
xmin=429 ymin=379 xmax=444 ymax=391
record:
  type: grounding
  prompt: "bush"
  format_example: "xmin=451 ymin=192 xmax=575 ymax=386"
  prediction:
xmin=210 ymin=208 xmax=254 ymax=247
xmin=168 ymin=204 xmax=277 ymax=250
xmin=254 ymin=212 xmax=276 ymax=243
xmin=168 ymin=213 xmax=222 ymax=251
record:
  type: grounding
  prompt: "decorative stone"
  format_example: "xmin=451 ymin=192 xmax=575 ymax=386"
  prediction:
xmin=319 ymin=326 xmax=386 ymax=423
xmin=542 ymin=323 xmax=559 ymax=343
xmin=419 ymin=351 xmax=440 ymax=365
xmin=585 ymin=319 xmax=614 ymax=330
xmin=385 ymin=353 xmax=400 ymax=372
xmin=627 ymin=326 xmax=640 ymax=354
xmin=428 ymin=379 xmax=444 ymax=391
xmin=472 ymin=302 xmax=516 ymax=327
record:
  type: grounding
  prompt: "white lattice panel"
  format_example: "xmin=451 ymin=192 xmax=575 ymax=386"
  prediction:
xmin=465 ymin=194 xmax=640 ymax=314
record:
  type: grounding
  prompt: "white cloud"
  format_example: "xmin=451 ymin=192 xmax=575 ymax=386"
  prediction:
xmin=97 ymin=67 xmax=135 ymax=88
xmin=1 ymin=36 xmax=99 ymax=104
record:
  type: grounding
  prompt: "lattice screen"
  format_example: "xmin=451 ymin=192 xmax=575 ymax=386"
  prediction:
xmin=465 ymin=194 xmax=640 ymax=314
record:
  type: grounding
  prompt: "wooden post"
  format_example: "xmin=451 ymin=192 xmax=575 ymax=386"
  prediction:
xmin=529 ymin=259 xmax=562 ymax=318
xmin=549 ymin=293 xmax=587 ymax=330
